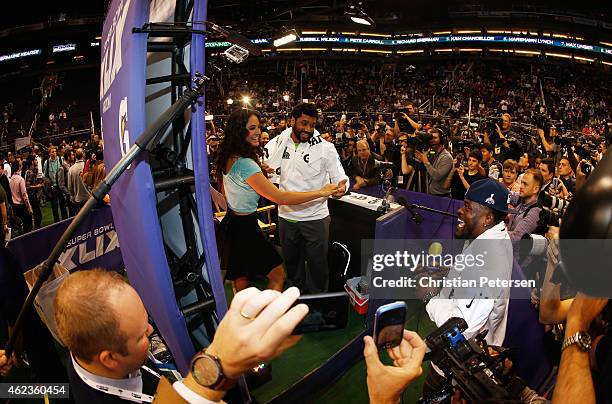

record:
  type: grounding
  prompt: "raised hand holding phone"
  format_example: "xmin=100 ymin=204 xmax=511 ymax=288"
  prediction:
xmin=373 ymin=301 xmax=407 ymax=349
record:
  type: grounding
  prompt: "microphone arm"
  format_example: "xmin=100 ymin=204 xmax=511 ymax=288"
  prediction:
xmin=4 ymin=73 xmax=207 ymax=357
xmin=410 ymin=204 xmax=458 ymax=218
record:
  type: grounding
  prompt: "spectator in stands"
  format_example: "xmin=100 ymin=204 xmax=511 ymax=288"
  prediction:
xmin=518 ymin=152 xmax=531 ymax=173
xmin=507 ymin=168 xmax=543 ymax=242
xmin=43 ymin=146 xmax=68 ymax=222
xmin=480 ymin=143 xmax=503 ymax=179
xmin=557 ymin=157 xmax=576 ymax=195
xmin=207 ymin=135 xmax=220 ymax=161
xmin=0 ymin=183 xmax=7 ymax=244
xmin=68 ymin=148 xmax=90 ymax=212
xmin=58 ymin=149 xmax=75 ymax=216
xmin=31 ymin=145 xmax=43 ymax=179
xmin=217 ymin=108 xmax=340 ymax=292
xmin=9 ymin=159 xmax=32 ymax=233
xmin=539 ymin=158 xmax=555 ymax=193
xmin=260 ymin=132 xmax=270 ymax=147
xmin=23 ymin=158 xmax=43 ymax=229
xmin=445 ymin=149 xmax=486 ymax=200
xmin=1 ymin=154 xmax=10 ymax=178
xmin=500 ymin=159 xmax=521 ymax=195
xmin=0 ymin=163 xmax=11 ymax=206
xmin=340 ymin=138 xmax=356 ymax=173
xmin=416 ymin=129 xmax=452 ymax=197
xmin=351 ymin=140 xmax=382 ymax=190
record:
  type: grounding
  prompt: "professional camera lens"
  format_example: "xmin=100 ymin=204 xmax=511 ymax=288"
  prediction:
xmin=521 ymin=234 xmax=549 ymax=257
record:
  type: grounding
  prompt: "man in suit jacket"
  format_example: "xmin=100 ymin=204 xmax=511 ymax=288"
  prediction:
xmin=350 ymin=139 xmax=383 ymax=190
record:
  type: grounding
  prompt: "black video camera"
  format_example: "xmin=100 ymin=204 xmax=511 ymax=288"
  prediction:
xmin=420 ymin=317 xmax=525 ymax=403
xmin=407 ymin=131 xmax=433 ymax=152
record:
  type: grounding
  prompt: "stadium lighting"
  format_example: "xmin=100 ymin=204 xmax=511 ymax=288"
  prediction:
xmin=242 ymin=95 xmax=250 ymax=105
xmin=273 ymin=30 xmax=299 ymax=47
xmin=345 ymin=3 xmax=375 ymax=27
xmin=226 ymin=98 xmax=233 ymax=105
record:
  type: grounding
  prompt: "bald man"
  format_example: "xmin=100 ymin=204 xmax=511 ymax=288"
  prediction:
xmin=350 ymin=140 xmax=383 ymax=190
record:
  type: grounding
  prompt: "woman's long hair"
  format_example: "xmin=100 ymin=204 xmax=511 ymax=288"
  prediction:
xmin=216 ymin=108 xmax=262 ymax=175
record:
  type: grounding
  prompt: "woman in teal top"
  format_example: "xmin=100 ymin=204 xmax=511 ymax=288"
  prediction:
xmin=216 ymin=109 xmax=338 ymax=292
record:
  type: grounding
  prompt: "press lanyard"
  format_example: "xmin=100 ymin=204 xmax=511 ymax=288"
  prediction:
xmin=72 ymin=357 xmax=160 ymax=403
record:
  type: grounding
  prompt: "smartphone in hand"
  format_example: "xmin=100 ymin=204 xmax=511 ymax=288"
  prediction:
xmin=373 ymin=301 xmax=407 ymax=349
xmin=292 ymin=292 xmax=349 ymax=334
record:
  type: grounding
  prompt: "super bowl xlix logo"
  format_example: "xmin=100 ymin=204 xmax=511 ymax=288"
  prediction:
xmin=119 ymin=97 xmax=131 ymax=168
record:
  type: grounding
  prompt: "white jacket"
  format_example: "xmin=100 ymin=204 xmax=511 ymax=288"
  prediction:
xmin=426 ymin=221 xmax=513 ymax=347
xmin=264 ymin=127 xmax=348 ymax=221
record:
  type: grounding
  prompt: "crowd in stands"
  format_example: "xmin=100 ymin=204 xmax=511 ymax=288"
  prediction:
xmin=0 ymin=70 xmax=99 ymax=146
xmin=0 ymin=132 xmax=104 ymax=241
xmin=205 ymin=58 xmax=610 ymax=133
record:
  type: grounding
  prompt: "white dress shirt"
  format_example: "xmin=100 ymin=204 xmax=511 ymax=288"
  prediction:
xmin=264 ymin=127 xmax=348 ymax=221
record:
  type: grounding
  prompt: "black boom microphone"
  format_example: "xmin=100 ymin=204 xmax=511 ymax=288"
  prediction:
xmin=397 ymin=196 xmax=424 ymax=224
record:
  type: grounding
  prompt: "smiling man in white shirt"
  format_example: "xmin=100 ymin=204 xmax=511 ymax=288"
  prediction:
xmin=265 ymin=103 xmax=348 ymax=293
xmin=422 ymin=178 xmax=514 ymax=396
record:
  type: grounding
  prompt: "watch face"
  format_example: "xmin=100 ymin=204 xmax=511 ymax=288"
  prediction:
xmin=192 ymin=355 xmax=221 ymax=387
xmin=579 ymin=333 xmax=592 ymax=350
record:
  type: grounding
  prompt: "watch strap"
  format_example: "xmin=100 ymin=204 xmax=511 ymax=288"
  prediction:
xmin=562 ymin=331 xmax=591 ymax=351
xmin=192 ymin=351 xmax=237 ymax=391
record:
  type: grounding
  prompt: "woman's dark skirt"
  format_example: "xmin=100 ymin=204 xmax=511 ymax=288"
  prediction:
xmin=216 ymin=210 xmax=283 ymax=281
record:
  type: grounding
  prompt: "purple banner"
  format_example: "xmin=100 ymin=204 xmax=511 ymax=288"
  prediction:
xmin=101 ymin=0 xmax=195 ymax=372
xmin=7 ymin=206 xmax=123 ymax=273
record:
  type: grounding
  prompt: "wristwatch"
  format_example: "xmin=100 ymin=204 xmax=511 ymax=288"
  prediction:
xmin=561 ymin=331 xmax=592 ymax=352
xmin=190 ymin=351 xmax=237 ymax=391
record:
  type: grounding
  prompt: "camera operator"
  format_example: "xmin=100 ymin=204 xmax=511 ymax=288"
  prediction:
xmin=445 ymin=149 xmax=487 ymax=200
xmin=399 ymin=135 xmax=427 ymax=193
xmin=537 ymin=127 xmax=556 ymax=156
xmin=393 ymin=101 xmax=422 ymax=137
xmin=414 ymin=128 xmax=453 ymax=197
xmin=350 ymin=140 xmax=383 ymax=190
xmin=484 ymin=113 xmax=514 ymax=160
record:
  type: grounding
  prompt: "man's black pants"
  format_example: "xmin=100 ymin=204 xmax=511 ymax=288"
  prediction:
xmin=279 ymin=216 xmax=331 ymax=293
xmin=14 ymin=204 xmax=32 ymax=233
xmin=50 ymin=186 xmax=68 ymax=222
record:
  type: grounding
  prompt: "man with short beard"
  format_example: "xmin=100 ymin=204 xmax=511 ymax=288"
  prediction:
xmin=422 ymin=179 xmax=513 ymax=396
xmin=264 ymin=103 xmax=348 ymax=293
xmin=557 ymin=157 xmax=576 ymax=195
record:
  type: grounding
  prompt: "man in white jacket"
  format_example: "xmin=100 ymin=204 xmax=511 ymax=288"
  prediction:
xmin=423 ymin=178 xmax=514 ymax=396
xmin=264 ymin=103 xmax=348 ymax=293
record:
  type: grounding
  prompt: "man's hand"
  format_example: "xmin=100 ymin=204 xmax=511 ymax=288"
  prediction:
xmin=566 ymin=293 xmax=608 ymax=331
xmin=415 ymin=150 xmax=428 ymax=164
xmin=332 ymin=179 xmax=348 ymax=199
xmin=261 ymin=163 xmax=275 ymax=177
xmin=495 ymin=124 xmax=504 ymax=138
xmin=0 ymin=350 xmax=14 ymax=377
xmin=204 ymin=287 xmax=308 ymax=379
xmin=363 ymin=330 xmax=427 ymax=404
xmin=353 ymin=176 xmax=365 ymax=190
xmin=457 ymin=165 xmax=465 ymax=178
